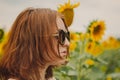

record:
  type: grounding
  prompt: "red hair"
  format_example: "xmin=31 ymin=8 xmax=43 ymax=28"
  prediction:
xmin=0 ymin=8 xmax=68 ymax=80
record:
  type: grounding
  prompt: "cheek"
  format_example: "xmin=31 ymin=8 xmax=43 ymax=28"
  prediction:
xmin=52 ymin=38 xmax=59 ymax=54
xmin=59 ymin=45 xmax=65 ymax=57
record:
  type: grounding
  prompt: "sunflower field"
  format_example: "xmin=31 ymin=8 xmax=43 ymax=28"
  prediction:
xmin=54 ymin=20 xmax=120 ymax=80
xmin=54 ymin=0 xmax=120 ymax=80
xmin=0 ymin=0 xmax=120 ymax=80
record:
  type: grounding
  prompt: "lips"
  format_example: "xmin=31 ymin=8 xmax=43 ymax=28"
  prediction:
xmin=60 ymin=51 xmax=67 ymax=56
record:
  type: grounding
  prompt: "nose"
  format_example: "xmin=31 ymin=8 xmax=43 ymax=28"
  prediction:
xmin=64 ymin=37 xmax=70 ymax=47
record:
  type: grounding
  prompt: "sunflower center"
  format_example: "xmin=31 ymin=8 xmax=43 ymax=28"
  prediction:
xmin=93 ymin=25 xmax=100 ymax=34
xmin=88 ymin=44 xmax=92 ymax=50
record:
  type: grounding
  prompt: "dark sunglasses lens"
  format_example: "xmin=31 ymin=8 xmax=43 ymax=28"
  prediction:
xmin=59 ymin=30 xmax=70 ymax=45
xmin=59 ymin=30 xmax=65 ymax=45
xmin=67 ymin=32 xmax=70 ymax=41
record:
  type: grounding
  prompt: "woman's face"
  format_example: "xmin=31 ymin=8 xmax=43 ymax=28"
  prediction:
xmin=56 ymin=17 xmax=70 ymax=58
xmin=47 ymin=17 xmax=70 ymax=66
xmin=53 ymin=17 xmax=70 ymax=66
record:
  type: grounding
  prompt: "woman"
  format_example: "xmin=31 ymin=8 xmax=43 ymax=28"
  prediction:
xmin=0 ymin=7 xmax=70 ymax=80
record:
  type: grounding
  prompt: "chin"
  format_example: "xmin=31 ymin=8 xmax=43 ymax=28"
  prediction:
xmin=54 ymin=59 xmax=69 ymax=66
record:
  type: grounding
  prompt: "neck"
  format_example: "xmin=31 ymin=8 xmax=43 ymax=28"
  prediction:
xmin=40 ymin=65 xmax=49 ymax=80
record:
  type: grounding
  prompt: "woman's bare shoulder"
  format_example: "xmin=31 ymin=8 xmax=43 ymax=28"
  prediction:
xmin=8 ymin=78 xmax=16 ymax=80
xmin=8 ymin=77 xmax=57 ymax=80
xmin=48 ymin=77 xmax=56 ymax=80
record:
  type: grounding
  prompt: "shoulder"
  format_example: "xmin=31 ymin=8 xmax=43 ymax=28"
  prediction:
xmin=8 ymin=78 xmax=18 ymax=80
xmin=8 ymin=77 xmax=57 ymax=80
xmin=48 ymin=77 xmax=56 ymax=80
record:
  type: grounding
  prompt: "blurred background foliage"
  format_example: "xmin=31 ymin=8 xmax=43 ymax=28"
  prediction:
xmin=0 ymin=0 xmax=120 ymax=80
xmin=54 ymin=1 xmax=120 ymax=80
xmin=53 ymin=20 xmax=120 ymax=80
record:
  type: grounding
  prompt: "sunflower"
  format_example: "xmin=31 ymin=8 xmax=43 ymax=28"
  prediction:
xmin=85 ymin=59 xmax=95 ymax=66
xmin=69 ymin=41 xmax=77 ymax=52
xmin=58 ymin=0 xmax=80 ymax=27
xmin=91 ymin=44 xmax=103 ymax=56
xmin=85 ymin=41 xmax=95 ymax=54
xmin=101 ymin=41 xmax=109 ymax=50
xmin=106 ymin=76 xmax=112 ymax=80
xmin=80 ymin=33 xmax=90 ymax=41
xmin=70 ymin=32 xmax=80 ymax=41
xmin=89 ymin=20 xmax=106 ymax=41
xmin=107 ymin=36 xmax=120 ymax=49
xmin=0 ymin=32 xmax=9 ymax=56
xmin=0 ymin=28 xmax=4 ymax=42
xmin=85 ymin=41 xmax=103 ymax=56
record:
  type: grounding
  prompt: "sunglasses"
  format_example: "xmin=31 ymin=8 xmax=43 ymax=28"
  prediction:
xmin=52 ymin=30 xmax=70 ymax=45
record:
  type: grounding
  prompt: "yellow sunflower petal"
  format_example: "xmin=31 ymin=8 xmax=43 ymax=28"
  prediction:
xmin=71 ymin=2 xmax=80 ymax=8
xmin=57 ymin=0 xmax=80 ymax=27
xmin=85 ymin=59 xmax=95 ymax=66
xmin=69 ymin=41 xmax=77 ymax=52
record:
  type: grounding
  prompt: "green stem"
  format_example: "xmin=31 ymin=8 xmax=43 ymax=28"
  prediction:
xmin=77 ymin=40 xmax=85 ymax=80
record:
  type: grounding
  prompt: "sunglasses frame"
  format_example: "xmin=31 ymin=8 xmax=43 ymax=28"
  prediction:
xmin=52 ymin=30 xmax=70 ymax=45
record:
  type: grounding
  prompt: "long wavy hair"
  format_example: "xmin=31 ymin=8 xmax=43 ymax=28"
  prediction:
xmin=0 ymin=8 xmax=68 ymax=80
